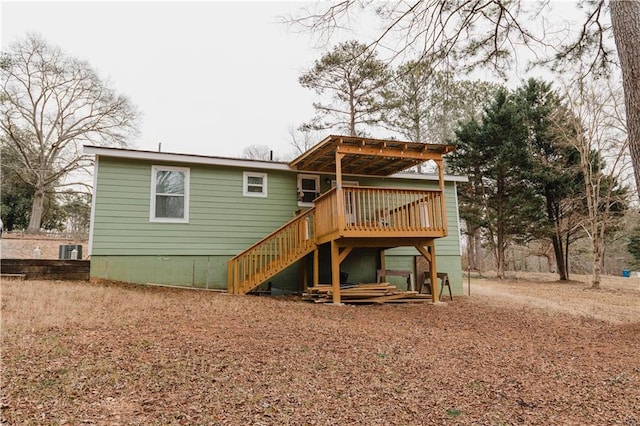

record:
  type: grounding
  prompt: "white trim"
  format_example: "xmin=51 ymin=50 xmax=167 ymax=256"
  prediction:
xmin=297 ymin=174 xmax=320 ymax=207
xmin=150 ymin=165 xmax=190 ymax=223
xmin=454 ymin=181 xmax=463 ymax=255
xmin=83 ymin=145 xmax=468 ymax=182
xmin=88 ymin=156 xmax=99 ymax=257
xmin=243 ymin=171 xmax=268 ymax=197
xmin=84 ymin=145 xmax=290 ymax=171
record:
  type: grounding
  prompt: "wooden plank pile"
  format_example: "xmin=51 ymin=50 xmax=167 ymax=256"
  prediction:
xmin=304 ymin=283 xmax=432 ymax=304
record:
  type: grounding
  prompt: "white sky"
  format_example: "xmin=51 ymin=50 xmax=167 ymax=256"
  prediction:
xmin=1 ymin=1 xmax=596 ymax=160
xmin=1 ymin=1 xmax=327 ymax=159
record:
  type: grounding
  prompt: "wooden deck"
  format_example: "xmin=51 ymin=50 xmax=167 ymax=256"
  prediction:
xmin=227 ymin=186 xmax=447 ymax=295
xmin=227 ymin=135 xmax=456 ymax=302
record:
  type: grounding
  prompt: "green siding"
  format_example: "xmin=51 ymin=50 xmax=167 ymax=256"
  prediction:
xmin=93 ymin=158 xmax=300 ymax=256
xmin=91 ymin=255 xmax=228 ymax=289
xmin=91 ymin=157 xmax=464 ymax=291
xmin=91 ymin=254 xmax=303 ymax=292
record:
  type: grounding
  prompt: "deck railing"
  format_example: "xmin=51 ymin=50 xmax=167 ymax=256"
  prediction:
xmin=315 ymin=186 xmax=446 ymax=240
xmin=228 ymin=186 xmax=446 ymax=294
xmin=227 ymin=208 xmax=316 ymax=294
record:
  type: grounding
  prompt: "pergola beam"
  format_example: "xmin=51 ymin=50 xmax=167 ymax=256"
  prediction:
xmin=335 ymin=144 xmax=445 ymax=162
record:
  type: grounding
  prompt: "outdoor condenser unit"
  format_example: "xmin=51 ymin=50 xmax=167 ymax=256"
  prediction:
xmin=59 ymin=244 xmax=83 ymax=260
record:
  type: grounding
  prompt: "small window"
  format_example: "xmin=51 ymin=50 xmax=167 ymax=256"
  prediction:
xmin=150 ymin=166 xmax=189 ymax=222
xmin=243 ymin=172 xmax=268 ymax=197
xmin=297 ymin=174 xmax=320 ymax=206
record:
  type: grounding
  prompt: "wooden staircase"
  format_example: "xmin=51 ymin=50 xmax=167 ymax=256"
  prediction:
xmin=227 ymin=208 xmax=316 ymax=294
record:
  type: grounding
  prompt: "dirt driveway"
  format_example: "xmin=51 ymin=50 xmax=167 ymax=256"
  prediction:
xmin=467 ymin=272 xmax=640 ymax=324
xmin=1 ymin=275 xmax=639 ymax=425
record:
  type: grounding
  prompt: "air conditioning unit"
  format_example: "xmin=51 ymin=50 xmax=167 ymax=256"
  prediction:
xmin=59 ymin=244 xmax=83 ymax=260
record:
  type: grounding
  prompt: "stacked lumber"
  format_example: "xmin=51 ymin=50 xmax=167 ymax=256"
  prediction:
xmin=304 ymin=283 xmax=432 ymax=304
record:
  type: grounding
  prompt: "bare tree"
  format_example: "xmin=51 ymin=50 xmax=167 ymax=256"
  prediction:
xmin=1 ymin=34 xmax=139 ymax=233
xmin=286 ymin=0 xmax=640 ymax=198
xmin=286 ymin=126 xmax=319 ymax=157
xmin=555 ymin=77 xmax=630 ymax=288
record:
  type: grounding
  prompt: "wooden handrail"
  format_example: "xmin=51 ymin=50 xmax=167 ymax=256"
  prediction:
xmin=316 ymin=186 xmax=445 ymax=238
xmin=227 ymin=208 xmax=316 ymax=294
xmin=227 ymin=186 xmax=446 ymax=294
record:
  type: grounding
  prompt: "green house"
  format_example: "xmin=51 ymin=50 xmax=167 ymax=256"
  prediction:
xmin=85 ymin=135 xmax=467 ymax=301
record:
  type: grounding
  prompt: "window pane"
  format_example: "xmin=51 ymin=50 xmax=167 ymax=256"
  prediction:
xmin=156 ymin=171 xmax=185 ymax=194
xmin=301 ymin=179 xmax=317 ymax=190
xmin=247 ymin=185 xmax=263 ymax=193
xmin=247 ymin=176 xmax=263 ymax=185
xmin=156 ymin=195 xmax=184 ymax=218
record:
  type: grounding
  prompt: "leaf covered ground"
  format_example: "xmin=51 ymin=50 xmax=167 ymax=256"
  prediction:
xmin=1 ymin=276 xmax=639 ymax=425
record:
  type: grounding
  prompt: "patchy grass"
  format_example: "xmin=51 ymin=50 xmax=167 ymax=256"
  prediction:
xmin=1 ymin=277 xmax=639 ymax=424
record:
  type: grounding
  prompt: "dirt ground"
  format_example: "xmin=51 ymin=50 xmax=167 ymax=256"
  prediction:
xmin=1 ymin=274 xmax=639 ymax=425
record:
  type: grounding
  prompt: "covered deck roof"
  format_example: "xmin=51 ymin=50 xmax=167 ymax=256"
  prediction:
xmin=288 ymin=135 xmax=455 ymax=176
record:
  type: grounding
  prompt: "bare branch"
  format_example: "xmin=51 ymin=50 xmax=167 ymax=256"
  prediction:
xmin=1 ymin=34 xmax=140 ymax=232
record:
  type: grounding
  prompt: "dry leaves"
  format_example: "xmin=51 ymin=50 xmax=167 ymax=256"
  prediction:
xmin=1 ymin=276 xmax=639 ymax=425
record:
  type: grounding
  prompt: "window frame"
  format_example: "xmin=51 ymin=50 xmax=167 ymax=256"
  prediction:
xmin=297 ymin=174 xmax=320 ymax=207
xmin=243 ymin=171 xmax=268 ymax=198
xmin=150 ymin=165 xmax=190 ymax=223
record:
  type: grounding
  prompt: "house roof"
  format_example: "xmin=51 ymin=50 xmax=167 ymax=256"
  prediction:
xmin=289 ymin=135 xmax=455 ymax=176
xmin=83 ymin=142 xmax=467 ymax=182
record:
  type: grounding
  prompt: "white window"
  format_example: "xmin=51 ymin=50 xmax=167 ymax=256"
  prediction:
xmin=150 ymin=166 xmax=189 ymax=223
xmin=297 ymin=174 xmax=320 ymax=206
xmin=243 ymin=172 xmax=268 ymax=197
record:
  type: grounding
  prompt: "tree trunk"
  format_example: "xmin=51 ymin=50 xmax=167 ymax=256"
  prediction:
xmin=467 ymin=228 xmax=482 ymax=271
xmin=592 ymin=244 xmax=602 ymax=289
xmin=496 ymin=250 xmax=505 ymax=279
xmin=474 ymin=230 xmax=483 ymax=272
xmin=610 ymin=1 xmax=640 ymax=197
xmin=551 ymin=234 xmax=568 ymax=281
xmin=349 ymin=99 xmax=356 ymax=136
xmin=496 ymin=234 xmax=505 ymax=279
xmin=545 ymin=194 xmax=568 ymax=280
xmin=27 ymin=190 xmax=45 ymax=233
xmin=564 ymin=233 xmax=571 ymax=281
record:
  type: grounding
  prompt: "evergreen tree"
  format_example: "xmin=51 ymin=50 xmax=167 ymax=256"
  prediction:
xmin=514 ymin=79 xmax=584 ymax=280
xmin=449 ymin=89 xmax=545 ymax=278
xmin=627 ymin=226 xmax=640 ymax=269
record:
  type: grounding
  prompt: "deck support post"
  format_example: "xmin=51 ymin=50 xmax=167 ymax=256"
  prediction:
xmin=427 ymin=240 xmax=438 ymax=303
xmin=301 ymin=256 xmax=308 ymax=293
xmin=331 ymin=240 xmax=342 ymax=304
xmin=335 ymin=151 xmax=346 ymax=232
xmin=416 ymin=242 xmax=439 ymax=303
xmin=313 ymin=248 xmax=319 ymax=287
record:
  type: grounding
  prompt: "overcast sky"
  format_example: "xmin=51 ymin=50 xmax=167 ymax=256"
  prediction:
xmin=1 ymin=1 xmax=331 ymax=159
xmin=2 ymin=1 xmax=592 ymax=160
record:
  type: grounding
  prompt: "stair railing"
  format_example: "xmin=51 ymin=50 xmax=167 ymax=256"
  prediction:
xmin=227 ymin=208 xmax=316 ymax=294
